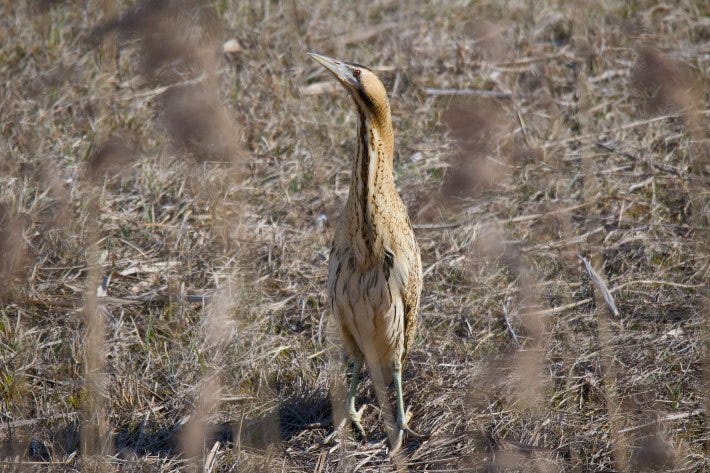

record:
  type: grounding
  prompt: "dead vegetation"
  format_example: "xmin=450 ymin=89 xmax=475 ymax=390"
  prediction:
xmin=0 ymin=0 xmax=708 ymax=471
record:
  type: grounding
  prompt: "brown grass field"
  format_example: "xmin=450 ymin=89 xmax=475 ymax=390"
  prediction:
xmin=1 ymin=1 xmax=708 ymax=471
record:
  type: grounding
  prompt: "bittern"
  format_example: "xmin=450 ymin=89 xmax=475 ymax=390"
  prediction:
xmin=308 ymin=52 xmax=422 ymax=451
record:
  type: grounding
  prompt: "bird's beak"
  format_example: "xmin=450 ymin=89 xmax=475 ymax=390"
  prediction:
xmin=307 ymin=52 xmax=358 ymax=88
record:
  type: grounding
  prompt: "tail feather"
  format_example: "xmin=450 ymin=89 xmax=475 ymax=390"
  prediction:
xmin=364 ymin=356 xmax=393 ymax=388
xmin=381 ymin=365 xmax=393 ymax=386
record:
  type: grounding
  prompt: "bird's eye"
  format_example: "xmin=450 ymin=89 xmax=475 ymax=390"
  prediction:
xmin=353 ymin=69 xmax=361 ymax=78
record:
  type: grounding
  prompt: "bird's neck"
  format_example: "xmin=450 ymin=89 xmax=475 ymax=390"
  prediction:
xmin=347 ymin=109 xmax=395 ymax=263
xmin=352 ymin=110 xmax=395 ymax=202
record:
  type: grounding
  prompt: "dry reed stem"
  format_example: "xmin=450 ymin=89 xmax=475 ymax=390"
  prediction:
xmin=79 ymin=200 xmax=112 ymax=471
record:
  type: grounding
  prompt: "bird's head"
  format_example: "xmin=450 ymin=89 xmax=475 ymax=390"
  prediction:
xmin=307 ymin=52 xmax=390 ymax=125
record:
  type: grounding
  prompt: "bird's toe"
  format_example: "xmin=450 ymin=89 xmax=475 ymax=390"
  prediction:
xmin=348 ymin=404 xmax=368 ymax=439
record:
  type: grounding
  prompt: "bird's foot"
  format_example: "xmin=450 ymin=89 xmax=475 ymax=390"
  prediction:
xmin=322 ymin=405 xmax=367 ymax=445
xmin=349 ymin=406 xmax=367 ymax=439
xmin=390 ymin=408 xmax=419 ymax=454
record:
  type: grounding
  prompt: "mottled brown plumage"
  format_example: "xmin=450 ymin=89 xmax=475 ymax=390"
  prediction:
xmin=308 ymin=52 xmax=422 ymax=452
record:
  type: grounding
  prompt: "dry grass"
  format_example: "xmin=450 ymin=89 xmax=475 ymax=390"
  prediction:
xmin=1 ymin=0 xmax=708 ymax=471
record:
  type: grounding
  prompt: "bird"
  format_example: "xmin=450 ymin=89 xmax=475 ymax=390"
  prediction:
xmin=307 ymin=52 xmax=422 ymax=452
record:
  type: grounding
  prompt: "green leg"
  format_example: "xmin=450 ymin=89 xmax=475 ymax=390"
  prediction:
xmin=346 ymin=358 xmax=366 ymax=438
xmin=322 ymin=357 xmax=367 ymax=445
xmin=391 ymin=360 xmax=419 ymax=452
xmin=391 ymin=361 xmax=405 ymax=451
xmin=392 ymin=362 xmax=406 ymax=429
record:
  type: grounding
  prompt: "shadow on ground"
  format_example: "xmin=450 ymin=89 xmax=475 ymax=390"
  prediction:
xmin=1 ymin=391 xmax=335 ymax=462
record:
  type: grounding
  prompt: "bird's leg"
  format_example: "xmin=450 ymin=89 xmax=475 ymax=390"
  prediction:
xmin=322 ymin=358 xmax=366 ymax=445
xmin=391 ymin=360 xmax=420 ymax=452
xmin=346 ymin=357 xmax=366 ymax=438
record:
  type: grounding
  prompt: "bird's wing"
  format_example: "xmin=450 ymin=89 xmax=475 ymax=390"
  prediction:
xmin=401 ymin=240 xmax=422 ymax=361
